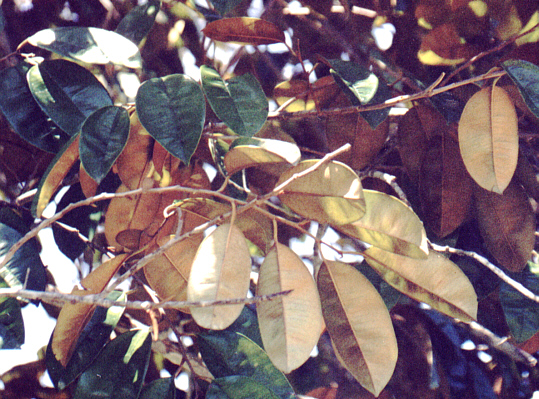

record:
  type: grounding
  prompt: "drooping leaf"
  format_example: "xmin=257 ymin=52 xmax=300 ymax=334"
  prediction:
xmin=256 ymin=243 xmax=323 ymax=373
xmin=198 ymin=331 xmax=296 ymax=399
xmin=335 ymin=189 xmax=429 ymax=259
xmin=187 ymin=223 xmax=252 ymax=329
xmin=207 ymin=375 xmax=280 ymax=399
xmin=502 ymin=59 xmax=539 ymax=119
xmin=363 ymin=247 xmax=478 ymax=321
xmin=0 ymin=64 xmax=67 ymax=153
xmin=139 ymin=377 xmax=176 ymax=399
xmin=0 ymin=277 xmax=24 ymax=349
xmin=208 ymin=0 xmax=244 ymax=15
xmin=317 ymin=260 xmax=398 ymax=396
xmin=46 ymin=291 xmax=127 ymax=390
xmin=27 ymin=27 xmax=142 ymax=68
xmin=73 ymin=329 xmax=152 ymax=399
xmin=136 ymin=74 xmax=205 ymax=165
xmin=202 ymin=17 xmax=286 ymax=45
xmin=458 ymin=86 xmax=519 ymax=194
xmin=115 ymin=0 xmax=161 ymax=45
xmin=276 ymin=160 xmax=365 ymax=226
xmin=26 ymin=59 xmax=113 ymax=136
xmin=474 ymin=180 xmax=535 ymax=272
xmin=201 ymin=66 xmax=268 ymax=137
xmin=80 ymin=105 xmax=130 ymax=184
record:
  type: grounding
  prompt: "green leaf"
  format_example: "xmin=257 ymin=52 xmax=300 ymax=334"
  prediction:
xmin=0 ymin=277 xmax=24 ymax=349
xmin=27 ymin=27 xmax=142 ymax=68
xmin=502 ymin=59 xmax=539 ymax=119
xmin=46 ymin=291 xmax=127 ymax=390
xmin=201 ymin=66 xmax=268 ymax=137
xmin=198 ymin=331 xmax=296 ymax=399
xmin=224 ymin=306 xmax=263 ymax=348
xmin=116 ymin=1 xmax=161 ymax=45
xmin=208 ymin=376 xmax=281 ymax=399
xmin=500 ymin=262 xmax=539 ymax=343
xmin=27 ymin=59 xmax=113 ymax=136
xmin=73 ymin=329 xmax=152 ymax=399
xmin=139 ymin=377 xmax=176 ymax=399
xmin=209 ymin=0 xmax=244 ymax=15
xmin=136 ymin=74 xmax=205 ymax=164
xmin=0 ymin=65 xmax=67 ymax=153
xmin=80 ymin=105 xmax=130 ymax=183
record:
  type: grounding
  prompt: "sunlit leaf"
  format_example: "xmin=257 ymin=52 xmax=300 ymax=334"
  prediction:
xmin=273 ymin=80 xmax=315 ymax=112
xmin=139 ymin=377 xmax=176 ymax=399
xmin=256 ymin=243 xmax=323 ymax=373
xmin=516 ymin=11 xmax=539 ymax=45
xmin=458 ymin=86 xmax=519 ymax=194
xmin=115 ymin=0 xmax=161 ymax=45
xmin=502 ymin=59 xmax=539 ymax=119
xmin=276 ymin=160 xmax=365 ymax=226
xmin=418 ymin=23 xmax=474 ymax=65
xmin=363 ymin=247 xmax=478 ymax=321
xmin=0 ymin=278 xmax=24 ymax=349
xmin=317 ymin=260 xmax=398 ymax=396
xmin=202 ymin=17 xmax=285 ymax=45
xmin=80 ymin=105 xmax=130 ymax=184
xmin=208 ymin=375 xmax=280 ymax=399
xmin=201 ymin=66 xmax=268 ymax=137
xmin=474 ymin=181 xmax=535 ymax=272
xmin=136 ymin=74 xmax=205 ymax=165
xmin=335 ymin=189 xmax=429 ymax=258
xmin=187 ymin=223 xmax=252 ymax=329
xmin=27 ymin=27 xmax=142 ymax=68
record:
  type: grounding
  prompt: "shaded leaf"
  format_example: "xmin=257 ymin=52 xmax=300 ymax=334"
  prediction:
xmin=209 ymin=0 xmax=244 ymax=15
xmin=27 ymin=59 xmax=113 ymax=136
xmin=139 ymin=377 xmax=176 ymax=399
xmin=187 ymin=223 xmax=252 ymax=329
xmin=458 ymin=86 xmax=519 ymax=193
xmin=224 ymin=306 xmax=263 ymax=347
xmin=363 ymin=247 xmax=478 ymax=321
xmin=208 ymin=375 xmax=280 ymax=399
xmin=201 ymin=66 xmax=268 ymax=137
xmin=474 ymin=180 xmax=535 ymax=272
xmin=202 ymin=17 xmax=285 ymax=45
xmin=502 ymin=59 xmax=539 ymax=119
xmin=335 ymin=189 xmax=429 ymax=259
xmin=115 ymin=0 xmax=161 ymax=45
xmin=27 ymin=27 xmax=142 ymax=68
xmin=136 ymin=74 xmax=205 ymax=165
xmin=80 ymin=105 xmax=130 ymax=183
xmin=273 ymin=80 xmax=315 ymax=112
xmin=0 ymin=277 xmax=24 ymax=349
xmin=317 ymin=260 xmax=398 ymax=396
xmin=256 ymin=243 xmax=323 ymax=373
xmin=276 ymin=160 xmax=365 ymax=226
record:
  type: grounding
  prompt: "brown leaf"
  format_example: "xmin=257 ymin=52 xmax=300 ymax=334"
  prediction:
xmin=79 ymin=163 xmax=98 ymax=198
xmin=202 ymin=17 xmax=285 ymax=45
xmin=418 ymin=23 xmax=477 ymax=65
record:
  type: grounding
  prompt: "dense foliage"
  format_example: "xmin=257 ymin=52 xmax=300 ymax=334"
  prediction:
xmin=0 ymin=0 xmax=539 ymax=398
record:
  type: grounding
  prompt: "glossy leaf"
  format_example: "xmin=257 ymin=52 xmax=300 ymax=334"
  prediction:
xmin=73 ymin=329 xmax=152 ymax=399
xmin=474 ymin=181 xmax=536 ymax=272
xmin=198 ymin=331 xmax=296 ymax=399
xmin=363 ymin=247 xmax=478 ymax=321
xmin=335 ymin=189 xmax=429 ymax=259
xmin=139 ymin=377 xmax=176 ymax=399
xmin=0 ymin=277 xmax=24 ymax=349
xmin=209 ymin=0 xmax=244 ymax=15
xmin=187 ymin=223 xmax=252 ymax=329
xmin=80 ymin=105 xmax=130 ymax=183
xmin=201 ymin=66 xmax=268 ymax=137
xmin=202 ymin=17 xmax=285 ymax=45
xmin=136 ymin=74 xmax=205 ymax=165
xmin=276 ymin=160 xmax=365 ymax=226
xmin=115 ymin=0 xmax=161 ymax=45
xmin=208 ymin=375 xmax=280 ymax=399
xmin=458 ymin=86 xmax=519 ymax=194
xmin=256 ymin=243 xmax=323 ymax=373
xmin=27 ymin=59 xmax=113 ymax=136
xmin=27 ymin=27 xmax=142 ymax=68
xmin=502 ymin=59 xmax=539 ymax=119
xmin=317 ymin=260 xmax=398 ymax=396
xmin=0 ymin=64 xmax=67 ymax=153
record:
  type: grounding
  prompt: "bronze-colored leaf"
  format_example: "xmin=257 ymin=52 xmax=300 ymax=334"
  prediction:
xmin=202 ymin=17 xmax=285 ymax=45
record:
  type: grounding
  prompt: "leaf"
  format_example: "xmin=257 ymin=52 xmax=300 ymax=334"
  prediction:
xmin=0 ymin=278 xmax=24 ymax=349
xmin=458 ymin=86 xmax=519 ymax=193
xmin=26 ymin=59 xmax=113 ymax=136
xmin=502 ymin=59 xmax=539 ymax=119
xmin=73 ymin=329 xmax=152 ymax=399
xmin=273 ymin=80 xmax=315 ymax=112
xmin=224 ymin=306 xmax=263 ymax=347
xmin=500 ymin=262 xmax=539 ymax=343
xmin=31 ymin=134 xmax=80 ymax=218
xmin=80 ymin=105 xmax=130 ymax=183
xmin=27 ymin=27 xmax=142 ymax=68
xmin=187 ymin=223 xmax=252 ymax=329
xmin=139 ymin=377 xmax=176 ymax=399
xmin=208 ymin=375 xmax=280 ymax=399
xmin=115 ymin=1 xmax=161 ymax=45
xmin=201 ymin=66 xmax=268 ymax=137
xmin=317 ymin=260 xmax=398 ymax=396
xmin=46 ymin=291 xmax=127 ymax=390
xmin=224 ymin=137 xmax=300 ymax=175
xmin=136 ymin=74 xmax=205 ymax=165
xmin=335 ymin=189 xmax=429 ymax=259
xmin=474 ymin=180 xmax=536 ymax=272
xmin=363 ymin=247 xmax=478 ymax=321
xmin=198 ymin=331 xmax=296 ymax=399
xmin=202 ymin=17 xmax=285 ymax=45
xmin=276 ymin=160 xmax=365 ymax=226
xmin=0 ymin=65 xmax=67 ymax=153
xmin=208 ymin=0 xmax=244 ymax=15
xmin=256 ymin=243 xmax=323 ymax=373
